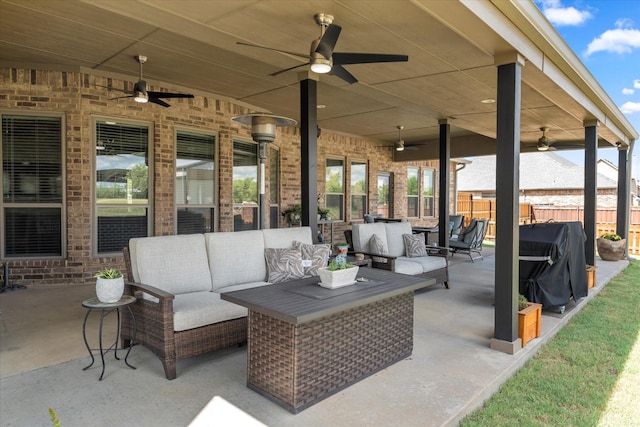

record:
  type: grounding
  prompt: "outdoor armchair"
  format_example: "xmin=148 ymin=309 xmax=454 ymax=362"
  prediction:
xmin=449 ymin=218 xmax=489 ymax=262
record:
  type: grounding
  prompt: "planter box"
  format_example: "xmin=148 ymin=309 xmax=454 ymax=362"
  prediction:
xmin=586 ymin=265 xmax=597 ymax=289
xmin=318 ymin=266 xmax=359 ymax=289
xmin=518 ymin=302 xmax=542 ymax=348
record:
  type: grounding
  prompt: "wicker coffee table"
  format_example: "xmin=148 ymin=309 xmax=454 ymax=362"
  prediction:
xmin=221 ymin=267 xmax=433 ymax=413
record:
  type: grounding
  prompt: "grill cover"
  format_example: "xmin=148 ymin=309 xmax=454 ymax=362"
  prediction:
xmin=519 ymin=222 xmax=588 ymax=309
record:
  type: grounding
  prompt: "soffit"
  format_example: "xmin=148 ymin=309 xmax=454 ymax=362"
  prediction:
xmin=0 ymin=0 xmax=635 ymax=152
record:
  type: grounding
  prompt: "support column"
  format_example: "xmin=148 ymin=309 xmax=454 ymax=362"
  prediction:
xmin=438 ymin=119 xmax=451 ymax=247
xmin=616 ymin=145 xmax=629 ymax=242
xmin=491 ymin=54 xmax=524 ymax=354
xmin=300 ymin=73 xmax=319 ymax=241
xmin=584 ymin=121 xmax=598 ymax=266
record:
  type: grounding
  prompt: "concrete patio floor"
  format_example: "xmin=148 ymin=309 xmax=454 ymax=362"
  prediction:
xmin=0 ymin=250 xmax=628 ymax=426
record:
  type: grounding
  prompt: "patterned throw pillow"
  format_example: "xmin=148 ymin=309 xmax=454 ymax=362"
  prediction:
xmin=369 ymin=234 xmax=388 ymax=263
xmin=403 ymin=233 xmax=427 ymax=257
xmin=293 ymin=240 xmax=330 ymax=276
xmin=264 ymin=247 xmax=305 ymax=283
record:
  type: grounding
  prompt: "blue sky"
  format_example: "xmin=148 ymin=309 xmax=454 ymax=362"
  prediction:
xmin=533 ymin=0 xmax=640 ymax=178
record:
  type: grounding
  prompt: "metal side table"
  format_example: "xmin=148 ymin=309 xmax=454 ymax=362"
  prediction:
xmin=81 ymin=295 xmax=137 ymax=380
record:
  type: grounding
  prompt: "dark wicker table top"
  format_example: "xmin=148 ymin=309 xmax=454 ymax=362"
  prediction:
xmin=221 ymin=267 xmax=433 ymax=324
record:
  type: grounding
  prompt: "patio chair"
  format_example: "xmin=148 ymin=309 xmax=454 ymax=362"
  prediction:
xmin=449 ymin=218 xmax=489 ymax=262
xmin=448 ymin=215 xmax=465 ymax=240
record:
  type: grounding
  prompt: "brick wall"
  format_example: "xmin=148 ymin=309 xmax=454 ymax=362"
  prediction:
xmin=0 ymin=67 xmax=446 ymax=286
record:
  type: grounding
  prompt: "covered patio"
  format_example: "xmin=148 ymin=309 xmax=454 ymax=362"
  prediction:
xmin=0 ymin=253 xmax=628 ymax=426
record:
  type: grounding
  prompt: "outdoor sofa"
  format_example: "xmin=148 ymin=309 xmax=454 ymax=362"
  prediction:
xmin=351 ymin=221 xmax=449 ymax=288
xmin=122 ymin=227 xmax=319 ymax=380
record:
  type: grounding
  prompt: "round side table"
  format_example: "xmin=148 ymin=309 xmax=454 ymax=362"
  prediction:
xmin=81 ymin=295 xmax=137 ymax=380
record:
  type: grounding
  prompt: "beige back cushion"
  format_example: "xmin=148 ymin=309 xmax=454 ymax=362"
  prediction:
xmin=262 ymin=227 xmax=313 ymax=248
xmin=384 ymin=221 xmax=413 ymax=256
xmin=129 ymin=234 xmax=212 ymax=295
xmin=205 ymin=230 xmax=266 ymax=291
xmin=352 ymin=223 xmax=388 ymax=253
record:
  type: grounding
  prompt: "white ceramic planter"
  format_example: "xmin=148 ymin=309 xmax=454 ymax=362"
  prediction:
xmin=317 ymin=266 xmax=359 ymax=289
xmin=96 ymin=277 xmax=125 ymax=303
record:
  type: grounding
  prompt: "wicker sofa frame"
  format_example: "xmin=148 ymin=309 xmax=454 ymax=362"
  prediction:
xmin=121 ymin=246 xmax=247 ymax=380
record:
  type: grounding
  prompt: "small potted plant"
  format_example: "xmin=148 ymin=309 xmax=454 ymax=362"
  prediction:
xmin=282 ymin=204 xmax=302 ymax=225
xmin=94 ymin=268 xmax=124 ymax=303
xmin=596 ymin=233 xmax=626 ymax=261
xmin=317 ymin=260 xmax=359 ymax=289
xmin=518 ymin=294 xmax=542 ymax=347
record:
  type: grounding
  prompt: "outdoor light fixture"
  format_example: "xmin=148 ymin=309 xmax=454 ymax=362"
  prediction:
xmin=310 ymin=57 xmax=332 ymax=74
xmin=133 ymin=82 xmax=149 ymax=103
xmin=310 ymin=38 xmax=332 ymax=74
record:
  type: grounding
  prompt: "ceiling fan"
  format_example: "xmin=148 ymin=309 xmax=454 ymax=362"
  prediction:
xmin=394 ymin=126 xmax=420 ymax=151
xmin=532 ymin=127 xmax=583 ymax=151
xmin=109 ymin=56 xmax=194 ymax=107
xmin=237 ymin=13 xmax=408 ymax=84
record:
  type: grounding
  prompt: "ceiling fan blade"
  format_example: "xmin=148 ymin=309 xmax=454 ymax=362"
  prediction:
xmin=95 ymin=84 xmax=129 ymax=94
xmin=315 ymin=24 xmax=341 ymax=59
xmin=109 ymin=95 xmax=134 ymax=100
xmin=147 ymin=91 xmax=194 ymax=99
xmin=236 ymin=41 xmax=309 ymax=59
xmin=330 ymin=64 xmax=358 ymax=84
xmin=269 ymin=63 xmax=309 ymax=77
xmin=333 ymin=52 xmax=408 ymax=65
xmin=149 ymin=97 xmax=170 ymax=108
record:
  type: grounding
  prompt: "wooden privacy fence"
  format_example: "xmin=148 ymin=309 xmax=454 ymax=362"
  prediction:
xmin=456 ymin=195 xmax=640 ymax=255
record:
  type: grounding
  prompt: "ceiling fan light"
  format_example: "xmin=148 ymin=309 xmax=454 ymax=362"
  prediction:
xmin=396 ymin=141 xmax=405 ymax=151
xmin=134 ymin=89 xmax=148 ymax=103
xmin=310 ymin=56 xmax=332 ymax=74
xmin=537 ymin=143 xmax=549 ymax=152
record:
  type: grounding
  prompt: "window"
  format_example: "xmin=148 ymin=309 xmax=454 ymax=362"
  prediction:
xmin=2 ymin=114 xmax=64 ymax=258
xmin=350 ymin=161 xmax=367 ymax=220
xmin=423 ymin=169 xmax=435 ymax=217
xmin=377 ymin=172 xmax=392 ymax=218
xmin=176 ymin=130 xmax=215 ymax=234
xmin=233 ymin=141 xmax=258 ymax=231
xmin=407 ymin=167 xmax=419 ymax=217
xmin=94 ymin=119 xmax=151 ymax=255
xmin=269 ymin=147 xmax=280 ymax=228
xmin=325 ymin=158 xmax=344 ymax=221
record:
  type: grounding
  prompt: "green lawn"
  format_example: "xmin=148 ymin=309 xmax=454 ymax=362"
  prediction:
xmin=461 ymin=260 xmax=640 ymax=426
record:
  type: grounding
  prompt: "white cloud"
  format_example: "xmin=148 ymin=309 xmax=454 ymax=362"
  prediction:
xmin=622 ymin=88 xmax=635 ymax=95
xmin=538 ymin=0 xmax=593 ymax=26
xmin=620 ymin=101 xmax=640 ymax=114
xmin=634 ymin=79 xmax=640 ymax=89
xmin=585 ymin=28 xmax=640 ymax=55
xmin=615 ymin=18 xmax=634 ymax=29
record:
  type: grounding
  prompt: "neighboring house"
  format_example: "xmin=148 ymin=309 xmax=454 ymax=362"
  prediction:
xmin=456 ymin=152 xmax=619 ymax=208
xmin=597 ymin=159 xmax=640 ymax=206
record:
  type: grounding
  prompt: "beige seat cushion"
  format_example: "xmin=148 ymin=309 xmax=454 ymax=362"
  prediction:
xmin=173 ymin=291 xmax=247 ymax=332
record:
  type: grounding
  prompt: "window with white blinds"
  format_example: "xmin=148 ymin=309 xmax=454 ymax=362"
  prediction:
xmin=95 ymin=120 xmax=150 ymax=254
xmin=176 ymin=130 xmax=215 ymax=234
xmin=2 ymin=114 xmax=64 ymax=258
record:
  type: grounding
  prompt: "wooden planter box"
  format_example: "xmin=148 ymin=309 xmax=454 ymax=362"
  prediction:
xmin=586 ymin=265 xmax=597 ymax=289
xmin=518 ymin=302 xmax=542 ymax=347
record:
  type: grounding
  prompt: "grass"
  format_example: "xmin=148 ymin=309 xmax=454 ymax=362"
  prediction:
xmin=461 ymin=260 xmax=640 ymax=426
